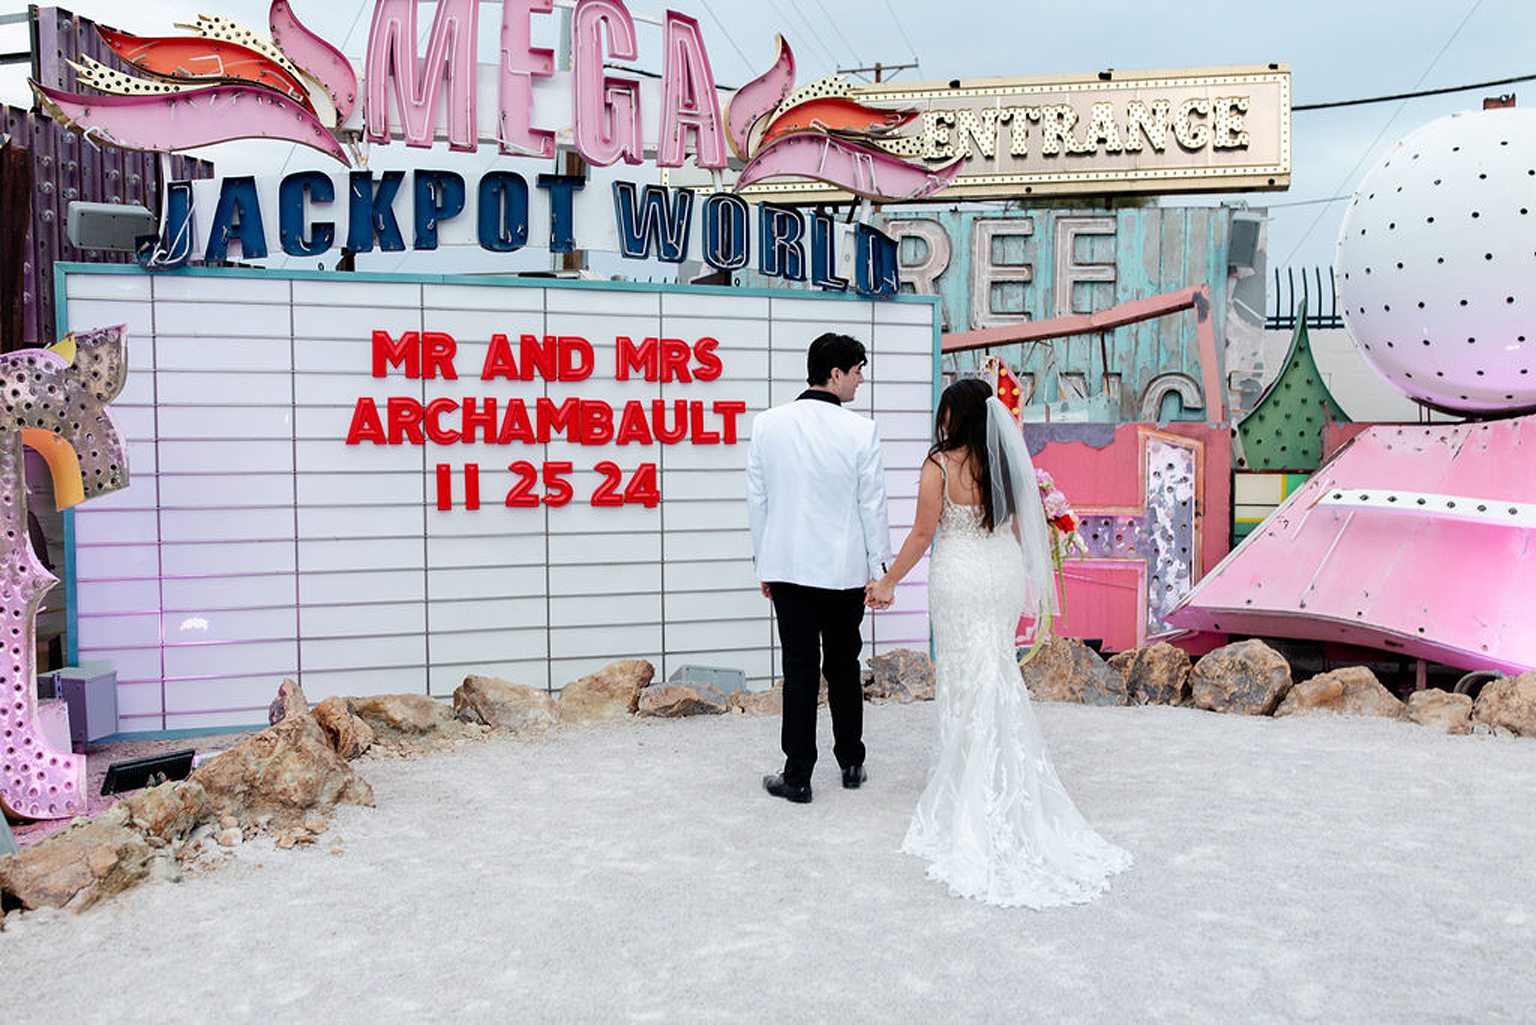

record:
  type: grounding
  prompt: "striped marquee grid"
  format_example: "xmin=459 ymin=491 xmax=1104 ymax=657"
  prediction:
xmin=59 ymin=266 xmax=939 ymax=733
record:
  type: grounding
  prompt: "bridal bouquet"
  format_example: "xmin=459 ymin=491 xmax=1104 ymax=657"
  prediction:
xmin=1018 ymin=468 xmax=1087 ymax=663
xmin=1035 ymin=468 xmax=1087 ymax=558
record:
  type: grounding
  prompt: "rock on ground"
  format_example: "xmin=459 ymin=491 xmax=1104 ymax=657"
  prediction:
xmin=1107 ymin=643 xmax=1192 ymax=705
xmin=1473 ymin=672 xmax=1536 ymax=737
xmin=1407 ymin=689 xmax=1474 ymax=735
xmin=312 ymin=696 xmax=376 ymax=759
xmin=1020 ymin=637 xmax=1128 ymax=706
xmin=0 ymin=806 xmax=153 ymax=910
xmin=1275 ymin=666 xmax=1405 ymax=719
xmin=1190 ymin=639 xmax=1292 ymax=715
xmin=191 ymin=711 xmax=375 ymax=829
xmin=453 ymin=676 xmax=559 ymax=734
xmin=638 ymin=683 xmax=731 ymax=717
xmin=558 ymin=660 xmax=654 ymax=722
xmin=352 ymin=693 xmax=478 ymax=747
xmin=864 ymin=649 xmax=936 ymax=703
xmin=268 ymin=678 xmax=308 ymax=725
xmin=0 ymin=678 xmax=380 ymax=913
xmin=729 ymin=685 xmax=783 ymax=716
xmin=0 ymin=781 xmax=210 ymax=911
xmin=120 ymin=779 xmax=211 ymax=845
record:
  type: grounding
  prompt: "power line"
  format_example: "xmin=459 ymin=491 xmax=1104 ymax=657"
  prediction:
xmin=1265 ymin=194 xmax=1353 ymax=210
xmin=779 ymin=0 xmax=843 ymax=71
xmin=696 ymin=0 xmax=754 ymax=76
xmin=793 ymin=0 xmax=860 ymax=70
xmin=1295 ymin=71 xmax=1535 ymax=111
xmin=1281 ymin=0 xmax=1483 ymax=268
xmin=811 ymin=0 xmax=864 ymax=68
xmin=338 ymin=0 xmax=373 ymax=52
xmin=877 ymin=0 xmax=920 ymax=68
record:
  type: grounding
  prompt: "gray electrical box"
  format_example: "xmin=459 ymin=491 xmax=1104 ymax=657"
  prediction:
xmin=56 ymin=662 xmax=118 ymax=748
xmin=1228 ymin=211 xmax=1264 ymax=271
xmin=66 ymin=201 xmax=157 ymax=252
xmin=668 ymin=664 xmax=747 ymax=692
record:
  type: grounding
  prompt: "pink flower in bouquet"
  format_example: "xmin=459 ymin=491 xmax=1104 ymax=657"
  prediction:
xmin=1043 ymin=490 xmax=1071 ymax=520
xmin=1037 ymin=472 xmax=1081 ymax=534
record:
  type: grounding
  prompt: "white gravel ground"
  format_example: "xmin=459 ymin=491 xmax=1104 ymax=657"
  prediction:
xmin=3 ymin=701 xmax=1535 ymax=1024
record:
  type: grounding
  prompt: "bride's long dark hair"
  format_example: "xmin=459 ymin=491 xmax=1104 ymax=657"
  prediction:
xmin=929 ymin=378 xmax=999 ymax=531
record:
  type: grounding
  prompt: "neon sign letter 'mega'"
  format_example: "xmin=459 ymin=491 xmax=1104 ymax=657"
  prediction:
xmin=362 ymin=0 xmax=727 ymax=169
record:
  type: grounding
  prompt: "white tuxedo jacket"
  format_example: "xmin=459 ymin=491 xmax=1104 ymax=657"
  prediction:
xmin=745 ymin=393 xmax=893 ymax=590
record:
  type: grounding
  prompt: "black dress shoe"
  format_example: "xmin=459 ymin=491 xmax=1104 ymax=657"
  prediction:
xmin=762 ymin=773 xmax=812 ymax=803
xmin=842 ymin=765 xmax=867 ymax=789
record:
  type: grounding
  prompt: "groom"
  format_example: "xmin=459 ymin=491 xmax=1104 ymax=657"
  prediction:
xmin=746 ymin=333 xmax=892 ymax=804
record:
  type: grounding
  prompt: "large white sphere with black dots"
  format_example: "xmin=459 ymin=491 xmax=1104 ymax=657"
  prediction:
xmin=1335 ymin=108 xmax=1536 ymax=415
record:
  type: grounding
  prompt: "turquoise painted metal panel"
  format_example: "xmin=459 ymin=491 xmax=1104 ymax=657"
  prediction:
xmin=875 ymin=207 xmax=1239 ymax=423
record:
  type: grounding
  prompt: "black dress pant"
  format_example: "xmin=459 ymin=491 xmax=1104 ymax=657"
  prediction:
xmin=769 ymin=581 xmax=867 ymax=787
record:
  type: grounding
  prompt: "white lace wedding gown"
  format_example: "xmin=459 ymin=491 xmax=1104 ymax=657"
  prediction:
xmin=902 ymin=478 xmax=1132 ymax=908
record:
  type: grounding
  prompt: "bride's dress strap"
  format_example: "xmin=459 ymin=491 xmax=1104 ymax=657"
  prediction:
xmin=934 ymin=453 xmax=949 ymax=503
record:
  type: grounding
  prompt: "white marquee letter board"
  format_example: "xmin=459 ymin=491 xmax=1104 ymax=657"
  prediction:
xmin=59 ymin=267 xmax=938 ymax=733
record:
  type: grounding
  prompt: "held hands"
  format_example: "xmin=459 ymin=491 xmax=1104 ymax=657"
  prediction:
xmin=865 ymin=577 xmax=895 ymax=610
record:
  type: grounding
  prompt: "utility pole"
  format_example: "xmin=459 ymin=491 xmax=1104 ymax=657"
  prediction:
xmin=836 ymin=61 xmax=919 ymax=84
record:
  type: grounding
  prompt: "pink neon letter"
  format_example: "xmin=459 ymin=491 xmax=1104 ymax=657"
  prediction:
xmin=658 ymin=11 xmax=726 ymax=168
xmin=572 ymin=0 xmax=643 ymax=166
xmin=364 ymin=0 xmax=479 ymax=151
xmin=499 ymin=0 xmax=555 ymax=158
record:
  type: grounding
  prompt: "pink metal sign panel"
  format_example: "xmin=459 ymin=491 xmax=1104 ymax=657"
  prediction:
xmin=1168 ymin=417 xmax=1536 ymax=674
xmin=1025 ymin=422 xmax=1231 ymax=653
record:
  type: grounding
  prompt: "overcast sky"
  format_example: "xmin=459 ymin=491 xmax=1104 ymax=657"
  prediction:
xmin=2 ymin=0 xmax=1530 ymax=274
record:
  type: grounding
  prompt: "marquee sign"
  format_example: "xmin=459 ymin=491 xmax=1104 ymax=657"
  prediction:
xmin=59 ymin=267 xmax=939 ymax=736
xmin=723 ymin=65 xmax=1291 ymax=202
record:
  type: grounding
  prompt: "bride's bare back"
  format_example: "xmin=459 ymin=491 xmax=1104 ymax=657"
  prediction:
xmin=937 ymin=451 xmax=984 ymax=507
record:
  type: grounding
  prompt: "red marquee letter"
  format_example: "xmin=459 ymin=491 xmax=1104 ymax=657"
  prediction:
xmin=482 ymin=333 xmax=519 ymax=379
xmin=373 ymin=329 xmax=421 ymax=377
xmin=693 ymin=337 xmax=722 ymax=381
xmin=616 ymin=335 xmax=658 ymax=380
xmin=346 ymin=397 xmax=387 ymax=444
xmin=421 ymin=331 xmax=458 ymax=379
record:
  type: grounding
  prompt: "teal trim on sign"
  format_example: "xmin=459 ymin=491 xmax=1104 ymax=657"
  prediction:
xmin=52 ymin=261 xmax=946 ymax=312
xmin=53 ymin=261 xmax=74 ymax=334
xmin=51 ymin=266 xmax=81 ymax=667
xmin=63 ymin=509 xmax=78 ymax=666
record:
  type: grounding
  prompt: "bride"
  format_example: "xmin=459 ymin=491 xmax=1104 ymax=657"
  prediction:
xmin=866 ymin=378 xmax=1131 ymax=908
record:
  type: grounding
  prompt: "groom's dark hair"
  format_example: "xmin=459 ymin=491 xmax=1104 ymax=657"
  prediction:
xmin=806 ymin=333 xmax=867 ymax=385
